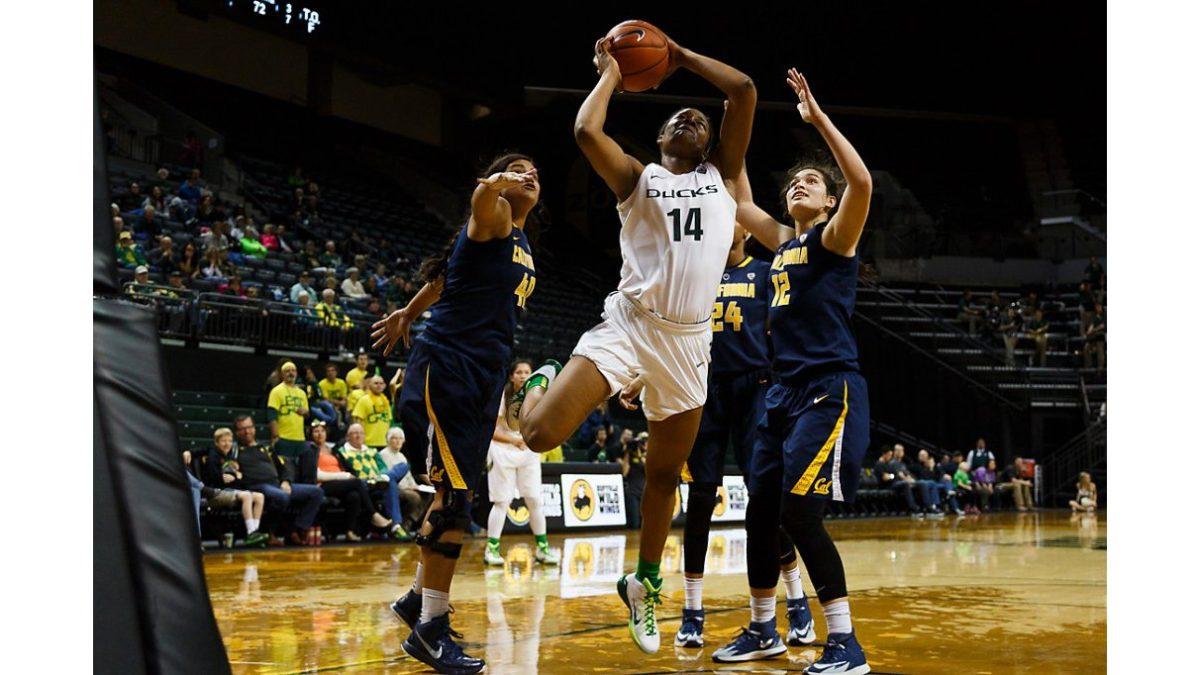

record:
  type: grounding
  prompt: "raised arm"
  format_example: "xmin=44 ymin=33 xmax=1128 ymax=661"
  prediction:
xmin=467 ymin=169 xmax=537 ymax=241
xmin=730 ymin=162 xmax=794 ymax=251
xmin=574 ymin=38 xmax=644 ymax=202
xmin=787 ymin=70 xmax=872 ymax=257
xmin=672 ymin=44 xmax=756 ymax=179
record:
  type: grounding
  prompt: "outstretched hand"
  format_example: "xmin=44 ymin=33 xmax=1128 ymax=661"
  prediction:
xmin=477 ymin=169 xmax=538 ymax=192
xmin=786 ymin=68 xmax=822 ymax=123
xmin=371 ymin=308 xmax=415 ymax=356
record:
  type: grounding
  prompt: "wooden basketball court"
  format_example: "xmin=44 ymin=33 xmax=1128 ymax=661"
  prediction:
xmin=204 ymin=511 xmax=1105 ymax=673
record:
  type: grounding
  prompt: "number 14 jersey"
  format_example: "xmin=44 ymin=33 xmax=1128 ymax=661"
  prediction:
xmin=616 ymin=161 xmax=736 ymax=325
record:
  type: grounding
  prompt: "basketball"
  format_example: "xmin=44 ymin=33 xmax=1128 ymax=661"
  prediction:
xmin=605 ymin=20 xmax=671 ymax=92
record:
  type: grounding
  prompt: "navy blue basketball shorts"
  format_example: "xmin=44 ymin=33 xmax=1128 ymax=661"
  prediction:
xmin=684 ymin=369 xmax=770 ymax=485
xmin=749 ymin=370 xmax=870 ymax=503
xmin=395 ymin=339 xmax=505 ymax=494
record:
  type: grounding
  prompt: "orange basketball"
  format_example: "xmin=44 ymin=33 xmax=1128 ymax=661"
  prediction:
xmin=605 ymin=20 xmax=671 ymax=92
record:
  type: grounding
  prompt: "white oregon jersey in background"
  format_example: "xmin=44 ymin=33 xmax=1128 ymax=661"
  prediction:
xmin=616 ymin=161 xmax=737 ymax=325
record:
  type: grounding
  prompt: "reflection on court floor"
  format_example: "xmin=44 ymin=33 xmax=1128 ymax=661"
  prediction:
xmin=205 ymin=511 xmax=1105 ymax=674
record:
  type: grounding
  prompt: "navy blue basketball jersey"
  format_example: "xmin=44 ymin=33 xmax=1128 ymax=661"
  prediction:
xmin=768 ymin=222 xmax=859 ymax=381
xmin=710 ymin=255 xmax=771 ymax=375
xmin=420 ymin=226 xmax=536 ymax=370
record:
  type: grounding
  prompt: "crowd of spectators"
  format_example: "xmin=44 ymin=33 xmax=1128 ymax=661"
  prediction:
xmin=955 ymin=256 xmax=1106 ymax=369
xmin=866 ymin=438 xmax=1037 ymax=517
xmin=114 ymin=165 xmax=428 ymax=339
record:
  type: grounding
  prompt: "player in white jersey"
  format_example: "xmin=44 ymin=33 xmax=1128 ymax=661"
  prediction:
xmin=484 ymin=359 xmax=559 ymax=567
xmin=509 ymin=34 xmax=757 ymax=654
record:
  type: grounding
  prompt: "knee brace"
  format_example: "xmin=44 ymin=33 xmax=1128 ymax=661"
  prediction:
xmin=683 ymin=482 xmax=719 ymax=575
xmin=414 ymin=489 xmax=472 ymax=559
xmin=781 ymin=495 xmax=847 ymax=603
xmin=745 ymin=489 xmax=783 ymax=589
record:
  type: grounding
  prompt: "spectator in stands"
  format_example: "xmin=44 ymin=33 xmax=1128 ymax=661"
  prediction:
xmin=260 ymin=224 xmax=281 ymax=252
xmin=966 ymin=438 xmax=995 ymax=471
xmin=1069 ymin=471 xmax=1098 ymax=513
xmin=999 ymin=458 xmax=1034 ymax=511
xmin=983 ymin=291 xmax=1003 ymax=336
xmin=112 ymin=215 xmax=124 ymax=236
xmin=957 ymin=290 xmax=982 ymax=335
xmin=130 ymin=265 xmax=151 ymax=289
xmin=119 ymin=181 xmax=144 ymax=212
xmin=1083 ymin=256 xmax=1104 ymax=288
xmin=380 ymin=427 xmax=423 ymax=531
xmin=311 ymin=421 xmax=407 ymax=541
xmin=178 ymin=242 xmax=198 ymax=279
xmin=1020 ymin=290 xmax=1042 ymax=320
xmin=302 ymin=366 xmax=339 ymax=430
xmin=318 ymin=363 xmax=349 ymax=420
xmin=315 ymin=289 xmax=352 ymax=330
xmin=953 ymin=461 xmax=977 ymax=514
xmin=115 ymin=231 xmax=148 ymax=269
xmin=319 ymin=240 xmax=342 ymax=269
xmin=135 ymin=205 xmax=161 ymax=241
xmin=874 ymin=446 xmax=921 ymax=514
xmin=575 ymin=403 xmax=614 ymax=449
xmin=268 ymin=362 xmax=310 ymax=459
xmin=895 ymin=444 xmax=941 ymax=515
xmin=617 ymin=431 xmax=648 ymax=528
xmin=239 ymin=226 xmax=268 ymax=260
xmin=219 ymin=274 xmax=247 ymax=298
xmin=201 ymin=221 xmax=230 ymax=257
xmin=937 ymin=452 xmax=959 ymax=481
xmin=166 ymin=270 xmax=188 ymax=293
xmin=972 ymin=459 xmax=998 ymax=511
xmin=179 ymin=168 xmax=204 ymax=204
xmin=917 ymin=449 xmax=961 ymax=515
xmin=341 ymin=267 xmax=368 ymax=299
xmin=145 ymin=185 xmax=167 ymax=213
xmin=588 ymin=427 xmax=611 ymax=462
xmin=345 ymin=353 xmax=370 ymax=391
xmin=1083 ymin=303 xmax=1106 ymax=369
xmin=386 ymin=273 xmax=413 ymax=306
xmin=335 ymin=423 xmax=398 ymax=510
xmin=1078 ymin=282 xmax=1096 ymax=337
xmin=148 ymin=236 xmax=178 ymax=275
xmin=1027 ymin=309 xmax=1050 ymax=367
xmin=372 ymin=263 xmax=390 ymax=292
xmin=352 ymin=375 xmax=393 ymax=449
xmin=195 ymin=194 xmax=219 ymax=225
xmin=199 ymin=248 xmax=232 ymax=283
xmin=364 ymin=297 xmax=384 ymax=319
xmin=190 ymin=431 xmax=267 ymax=545
xmin=290 ymin=271 xmax=318 ymax=304
xmin=1000 ymin=305 xmax=1023 ymax=367
xmin=233 ymin=414 xmax=324 ymax=546
xmin=274 ymin=224 xmax=295 ymax=253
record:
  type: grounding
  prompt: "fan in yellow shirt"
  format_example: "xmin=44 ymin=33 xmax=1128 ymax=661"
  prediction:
xmin=318 ymin=363 xmax=349 ymax=413
xmin=268 ymin=362 xmax=309 ymax=458
xmin=344 ymin=353 xmax=371 ymax=391
xmin=352 ymin=375 xmax=393 ymax=448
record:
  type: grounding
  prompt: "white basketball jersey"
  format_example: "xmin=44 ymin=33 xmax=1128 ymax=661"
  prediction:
xmin=616 ymin=162 xmax=737 ymax=324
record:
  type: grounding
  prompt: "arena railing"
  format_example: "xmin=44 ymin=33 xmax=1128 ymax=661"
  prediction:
xmin=122 ymin=283 xmax=198 ymax=340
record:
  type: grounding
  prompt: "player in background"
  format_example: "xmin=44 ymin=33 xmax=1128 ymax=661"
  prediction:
xmin=371 ymin=154 xmax=541 ymax=675
xmin=658 ymin=223 xmax=815 ymax=656
xmin=484 ymin=359 xmax=560 ymax=567
xmin=508 ymin=35 xmax=756 ymax=653
xmin=717 ymin=69 xmax=873 ymax=675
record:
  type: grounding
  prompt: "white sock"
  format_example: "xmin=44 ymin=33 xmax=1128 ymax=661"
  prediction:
xmin=683 ymin=576 xmax=704 ymax=611
xmin=245 ymin=518 xmax=259 ymax=534
xmin=823 ymin=600 xmax=852 ymax=635
xmin=527 ymin=498 xmax=546 ymax=537
xmin=781 ymin=564 xmax=805 ymax=600
xmin=487 ymin=502 xmax=507 ymax=541
xmin=419 ymin=588 xmax=450 ymax=623
xmin=750 ymin=595 xmax=776 ymax=625
xmin=411 ymin=562 xmax=424 ymax=595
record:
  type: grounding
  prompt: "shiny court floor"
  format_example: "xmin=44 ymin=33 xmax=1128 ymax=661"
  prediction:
xmin=204 ymin=511 xmax=1106 ymax=674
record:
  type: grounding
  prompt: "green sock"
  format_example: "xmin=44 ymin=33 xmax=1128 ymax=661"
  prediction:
xmin=487 ymin=537 xmax=500 ymax=548
xmin=523 ymin=374 xmax=548 ymax=393
xmin=635 ymin=559 xmax=661 ymax=585
xmin=535 ymin=534 xmax=549 ymax=548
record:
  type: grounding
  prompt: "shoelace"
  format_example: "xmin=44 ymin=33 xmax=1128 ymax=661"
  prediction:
xmin=641 ymin=585 xmax=662 ymax=636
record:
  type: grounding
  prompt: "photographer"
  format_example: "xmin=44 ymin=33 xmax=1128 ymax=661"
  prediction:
xmin=614 ymin=431 xmax=648 ymax=529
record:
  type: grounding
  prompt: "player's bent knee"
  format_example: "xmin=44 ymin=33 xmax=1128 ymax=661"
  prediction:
xmin=416 ymin=489 xmax=473 ymax=559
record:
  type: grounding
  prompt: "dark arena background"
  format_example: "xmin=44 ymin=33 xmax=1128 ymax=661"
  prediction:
xmin=93 ymin=1 xmax=1105 ymax=673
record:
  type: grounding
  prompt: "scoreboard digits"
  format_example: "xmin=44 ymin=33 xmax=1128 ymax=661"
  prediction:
xmin=227 ymin=0 xmax=323 ymax=35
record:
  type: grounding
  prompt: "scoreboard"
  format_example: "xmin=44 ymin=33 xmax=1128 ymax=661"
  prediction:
xmin=222 ymin=0 xmax=324 ymax=36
